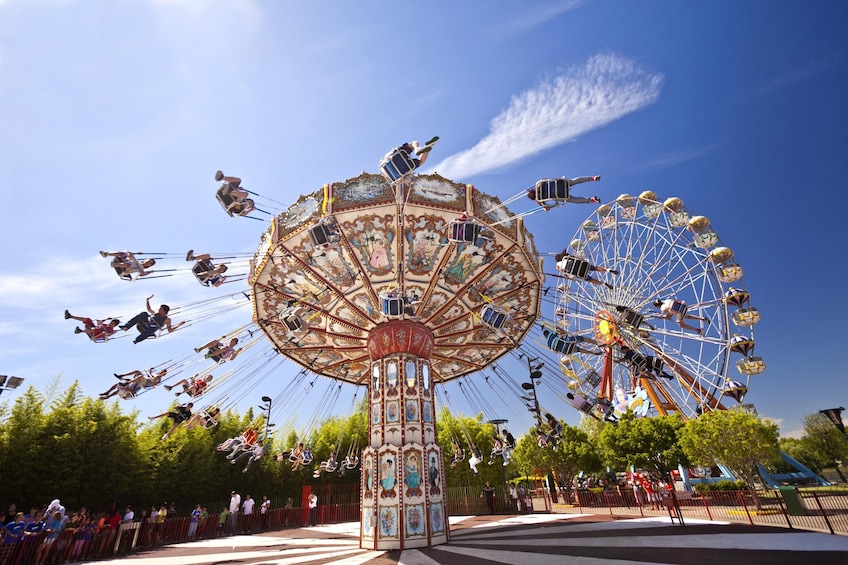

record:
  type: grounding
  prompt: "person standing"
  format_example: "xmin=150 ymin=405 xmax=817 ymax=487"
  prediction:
xmin=241 ymin=495 xmax=254 ymax=533
xmin=508 ymin=484 xmax=521 ymax=513
xmin=480 ymin=481 xmax=496 ymax=514
xmin=260 ymin=496 xmax=271 ymax=531
xmin=188 ymin=504 xmax=202 ymax=539
xmin=308 ymin=492 xmax=318 ymax=527
xmin=228 ymin=491 xmax=240 ymax=534
xmin=283 ymin=497 xmax=293 ymax=526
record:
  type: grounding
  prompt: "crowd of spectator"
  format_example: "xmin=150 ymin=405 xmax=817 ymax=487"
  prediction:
xmin=0 ymin=491 xmax=305 ymax=565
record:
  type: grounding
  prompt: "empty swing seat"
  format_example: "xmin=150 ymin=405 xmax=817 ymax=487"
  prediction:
xmin=449 ymin=219 xmax=482 ymax=243
xmin=481 ymin=304 xmax=508 ymax=329
xmin=281 ymin=314 xmax=302 ymax=333
xmin=535 ymin=178 xmax=568 ymax=201
xmin=379 ymin=148 xmax=416 ymax=183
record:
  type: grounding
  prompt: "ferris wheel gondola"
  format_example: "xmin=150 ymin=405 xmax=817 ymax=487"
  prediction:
xmin=554 ymin=192 xmax=763 ymax=420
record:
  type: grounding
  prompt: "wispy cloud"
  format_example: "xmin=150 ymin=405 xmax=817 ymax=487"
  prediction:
xmin=749 ymin=59 xmax=837 ymax=97
xmin=427 ymin=53 xmax=664 ymax=180
xmin=633 ymin=144 xmax=718 ymax=172
xmin=492 ymin=0 xmax=586 ymax=39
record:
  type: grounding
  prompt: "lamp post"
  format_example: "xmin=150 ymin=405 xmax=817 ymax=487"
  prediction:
xmin=0 ymin=376 xmax=24 ymax=397
xmin=520 ymin=357 xmax=544 ymax=427
xmin=259 ymin=396 xmax=275 ymax=439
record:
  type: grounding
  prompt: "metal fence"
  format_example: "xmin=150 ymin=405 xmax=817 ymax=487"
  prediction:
xmin=3 ymin=487 xmax=846 ymax=564
xmin=552 ymin=488 xmax=848 ymax=536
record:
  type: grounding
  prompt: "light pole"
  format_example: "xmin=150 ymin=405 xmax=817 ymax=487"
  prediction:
xmin=259 ymin=396 xmax=275 ymax=439
xmin=520 ymin=358 xmax=544 ymax=427
xmin=0 ymin=376 xmax=24 ymax=397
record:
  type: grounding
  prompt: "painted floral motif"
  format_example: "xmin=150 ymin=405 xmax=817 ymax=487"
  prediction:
xmin=379 ymin=507 xmax=398 ymax=538
xmin=422 ymin=401 xmax=433 ymax=423
xmin=430 ymin=504 xmax=444 ymax=534
xmin=405 ymin=399 xmax=419 ymax=422
xmin=405 ymin=504 xmax=425 ymax=537
xmin=362 ymin=506 xmax=374 ymax=537
xmin=386 ymin=401 xmax=399 ymax=423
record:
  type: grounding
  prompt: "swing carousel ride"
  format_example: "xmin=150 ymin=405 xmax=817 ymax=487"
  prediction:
xmin=69 ymin=139 xmax=763 ymax=551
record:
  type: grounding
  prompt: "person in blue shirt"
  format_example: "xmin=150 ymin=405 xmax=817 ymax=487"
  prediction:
xmin=4 ymin=513 xmax=25 ymax=543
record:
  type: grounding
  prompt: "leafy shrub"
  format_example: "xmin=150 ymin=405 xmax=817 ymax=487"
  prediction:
xmin=693 ymin=480 xmax=747 ymax=492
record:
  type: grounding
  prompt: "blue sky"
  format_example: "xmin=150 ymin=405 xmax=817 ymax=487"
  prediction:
xmin=1 ymin=0 xmax=846 ymax=439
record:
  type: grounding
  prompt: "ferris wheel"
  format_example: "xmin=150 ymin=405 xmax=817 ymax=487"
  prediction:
xmin=552 ymin=191 xmax=764 ymax=421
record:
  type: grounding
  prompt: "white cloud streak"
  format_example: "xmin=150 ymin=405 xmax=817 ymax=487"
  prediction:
xmin=633 ymin=145 xmax=718 ymax=172
xmin=493 ymin=0 xmax=586 ymax=38
xmin=427 ymin=53 xmax=664 ymax=180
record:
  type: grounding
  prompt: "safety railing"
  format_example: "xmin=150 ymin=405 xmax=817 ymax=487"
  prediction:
xmin=0 ymin=503 xmax=363 ymax=565
xmin=552 ymin=488 xmax=848 ymax=536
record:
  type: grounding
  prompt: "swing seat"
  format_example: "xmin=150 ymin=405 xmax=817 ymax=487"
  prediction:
xmin=559 ymin=256 xmax=591 ymax=279
xmin=301 ymin=453 xmax=314 ymax=465
xmin=192 ymin=259 xmax=220 ymax=285
xmin=585 ymin=369 xmax=601 ymax=387
xmin=380 ymin=293 xmax=405 ymax=318
xmin=200 ymin=411 xmax=219 ymax=429
xmin=647 ymin=357 xmax=665 ymax=376
xmin=618 ymin=307 xmax=645 ymax=329
xmin=448 ymin=219 xmax=482 ymax=243
xmin=535 ymin=178 xmax=568 ymax=201
xmin=379 ymin=147 xmax=416 ymax=183
xmin=343 ymin=456 xmax=360 ymax=469
xmin=135 ymin=320 xmax=161 ymax=338
xmin=669 ymin=300 xmax=688 ymax=318
xmin=626 ymin=351 xmax=648 ymax=374
xmin=308 ymin=217 xmax=341 ymax=248
xmin=216 ymin=184 xmax=255 ymax=217
xmin=570 ymin=394 xmax=593 ymax=413
xmin=549 ymin=335 xmax=576 ymax=356
xmin=280 ymin=311 xmax=303 ymax=333
xmin=480 ymin=304 xmax=508 ymax=329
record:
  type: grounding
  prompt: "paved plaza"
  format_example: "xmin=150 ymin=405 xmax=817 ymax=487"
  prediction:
xmin=83 ymin=513 xmax=848 ymax=565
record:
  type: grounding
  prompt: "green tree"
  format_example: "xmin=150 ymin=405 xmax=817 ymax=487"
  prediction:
xmin=679 ymin=408 xmax=779 ymax=489
xmin=598 ymin=413 xmax=687 ymax=479
xmin=436 ymin=408 xmax=504 ymax=486
xmin=510 ymin=421 xmax=601 ymax=503
xmin=797 ymin=413 xmax=848 ymax=480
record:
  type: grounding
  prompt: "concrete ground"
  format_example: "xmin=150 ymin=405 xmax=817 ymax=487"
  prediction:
xmin=83 ymin=513 xmax=848 ymax=565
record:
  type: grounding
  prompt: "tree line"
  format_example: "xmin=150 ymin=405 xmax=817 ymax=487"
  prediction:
xmin=1 ymin=379 xmax=845 ymax=516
